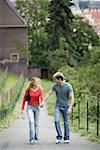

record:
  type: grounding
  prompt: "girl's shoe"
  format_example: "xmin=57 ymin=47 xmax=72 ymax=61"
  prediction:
xmin=30 ymin=139 xmax=35 ymax=144
xmin=56 ymin=139 xmax=61 ymax=144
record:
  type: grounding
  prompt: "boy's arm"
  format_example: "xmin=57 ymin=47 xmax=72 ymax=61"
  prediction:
xmin=67 ymin=91 xmax=74 ymax=115
xmin=44 ymin=89 xmax=54 ymax=101
xmin=39 ymin=89 xmax=53 ymax=107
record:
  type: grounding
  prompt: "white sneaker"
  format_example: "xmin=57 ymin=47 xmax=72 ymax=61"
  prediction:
xmin=64 ymin=140 xmax=70 ymax=144
xmin=30 ymin=139 xmax=35 ymax=144
xmin=56 ymin=139 xmax=61 ymax=144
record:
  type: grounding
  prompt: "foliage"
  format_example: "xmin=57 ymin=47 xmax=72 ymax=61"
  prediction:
xmin=16 ymin=0 xmax=49 ymax=67
xmin=46 ymin=0 xmax=74 ymax=51
xmin=28 ymin=28 xmax=49 ymax=67
xmin=45 ymin=1 xmax=99 ymax=71
xmin=89 ymin=46 xmax=100 ymax=65
xmin=70 ymin=16 xmax=99 ymax=64
xmin=16 ymin=0 xmax=99 ymax=71
xmin=47 ymin=38 xmax=77 ymax=72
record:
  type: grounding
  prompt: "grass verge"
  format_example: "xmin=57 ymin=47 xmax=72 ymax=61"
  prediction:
xmin=0 ymin=80 xmax=26 ymax=131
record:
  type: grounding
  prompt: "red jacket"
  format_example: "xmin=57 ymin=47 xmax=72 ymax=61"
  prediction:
xmin=21 ymin=87 xmax=43 ymax=110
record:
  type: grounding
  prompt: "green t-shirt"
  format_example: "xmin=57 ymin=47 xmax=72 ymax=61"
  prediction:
xmin=52 ymin=82 xmax=73 ymax=107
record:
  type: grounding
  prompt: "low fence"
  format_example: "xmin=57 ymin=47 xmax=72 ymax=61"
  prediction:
xmin=71 ymin=93 xmax=100 ymax=137
xmin=0 ymin=67 xmax=8 ymax=93
xmin=0 ymin=74 xmax=25 ymax=121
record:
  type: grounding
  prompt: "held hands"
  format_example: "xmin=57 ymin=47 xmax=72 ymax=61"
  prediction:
xmin=39 ymin=101 xmax=45 ymax=108
xmin=21 ymin=110 xmax=24 ymax=114
xmin=39 ymin=103 xmax=44 ymax=108
xmin=39 ymin=96 xmax=47 ymax=108
xmin=39 ymin=96 xmax=45 ymax=108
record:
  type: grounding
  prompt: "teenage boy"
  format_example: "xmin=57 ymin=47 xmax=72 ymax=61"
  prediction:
xmin=42 ymin=72 xmax=74 ymax=144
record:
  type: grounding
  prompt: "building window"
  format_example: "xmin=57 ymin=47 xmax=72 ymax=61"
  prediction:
xmin=10 ymin=53 xmax=19 ymax=62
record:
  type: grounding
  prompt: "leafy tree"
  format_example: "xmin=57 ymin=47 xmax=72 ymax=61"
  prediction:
xmin=45 ymin=1 xmax=99 ymax=71
xmin=16 ymin=0 xmax=49 ymax=67
xmin=86 ymin=47 xmax=100 ymax=94
xmin=47 ymin=38 xmax=77 ymax=72
xmin=70 ymin=16 xmax=99 ymax=64
xmin=89 ymin=46 xmax=100 ymax=65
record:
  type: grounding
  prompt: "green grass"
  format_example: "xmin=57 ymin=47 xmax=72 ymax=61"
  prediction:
xmin=0 ymin=72 xmax=25 ymax=130
xmin=70 ymin=119 xmax=100 ymax=143
xmin=3 ymin=73 xmax=19 ymax=92
xmin=0 ymin=80 xmax=26 ymax=130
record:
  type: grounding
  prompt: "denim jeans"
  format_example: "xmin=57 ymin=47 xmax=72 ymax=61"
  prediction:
xmin=54 ymin=106 xmax=70 ymax=140
xmin=27 ymin=105 xmax=40 ymax=141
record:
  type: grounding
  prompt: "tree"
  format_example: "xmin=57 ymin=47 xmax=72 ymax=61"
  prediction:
xmin=45 ymin=0 xmax=99 ymax=71
xmin=16 ymin=0 xmax=49 ymax=67
xmin=70 ymin=16 xmax=99 ymax=64
xmin=89 ymin=46 xmax=100 ymax=65
xmin=47 ymin=38 xmax=77 ymax=72
xmin=45 ymin=0 xmax=74 ymax=51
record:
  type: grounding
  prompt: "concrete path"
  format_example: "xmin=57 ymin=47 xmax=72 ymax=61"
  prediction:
xmin=0 ymin=106 xmax=99 ymax=150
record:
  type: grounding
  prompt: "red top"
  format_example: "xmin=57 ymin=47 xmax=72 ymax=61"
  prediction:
xmin=21 ymin=87 xmax=43 ymax=110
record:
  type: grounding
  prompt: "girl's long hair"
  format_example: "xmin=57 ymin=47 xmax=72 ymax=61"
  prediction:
xmin=27 ymin=77 xmax=41 ymax=91
xmin=27 ymin=80 xmax=34 ymax=93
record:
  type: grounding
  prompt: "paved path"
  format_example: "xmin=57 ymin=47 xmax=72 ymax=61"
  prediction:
xmin=0 ymin=106 xmax=99 ymax=150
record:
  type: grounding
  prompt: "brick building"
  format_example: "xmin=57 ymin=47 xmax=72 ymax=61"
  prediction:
xmin=79 ymin=1 xmax=100 ymax=36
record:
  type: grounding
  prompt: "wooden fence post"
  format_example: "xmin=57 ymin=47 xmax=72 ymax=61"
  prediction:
xmin=87 ymin=100 xmax=89 ymax=132
xmin=78 ymin=100 xmax=80 ymax=129
xmin=97 ymin=93 xmax=100 ymax=136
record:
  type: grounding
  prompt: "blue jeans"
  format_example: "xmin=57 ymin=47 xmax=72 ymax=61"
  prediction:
xmin=27 ymin=105 xmax=40 ymax=141
xmin=54 ymin=106 xmax=70 ymax=140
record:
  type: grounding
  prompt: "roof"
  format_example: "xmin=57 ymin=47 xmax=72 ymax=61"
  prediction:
xmin=80 ymin=11 xmax=100 ymax=36
xmin=88 ymin=1 xmax=100 ymax=9
xmin=79 ymin=1 xmax=89 ymax=10
xmin=79 ymin=1 xmax=100 ymax=10
xmin=6 ymin=0 xmax=27 ymax=26
xmin=0 ymin=0 xmax=27 ymax=28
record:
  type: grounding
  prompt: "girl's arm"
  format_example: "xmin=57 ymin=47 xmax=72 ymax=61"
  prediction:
xmin=21 ymin=89 xmax=28 ymax=111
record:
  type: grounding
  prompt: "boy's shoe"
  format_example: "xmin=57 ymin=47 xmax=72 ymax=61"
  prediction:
xmin=56 ymin=139 xmax=61 ymax=144
xmin=64 ymin=140 xmax=70 ymax=144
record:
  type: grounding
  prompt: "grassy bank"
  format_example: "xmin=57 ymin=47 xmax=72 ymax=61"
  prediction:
xmin=0 ymin=72 xmax=26 ymax=130
xmin=3 ymin=73 xmax=19 ymax=92
xmin=0 ymin=79 xmax=26 ymax=130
